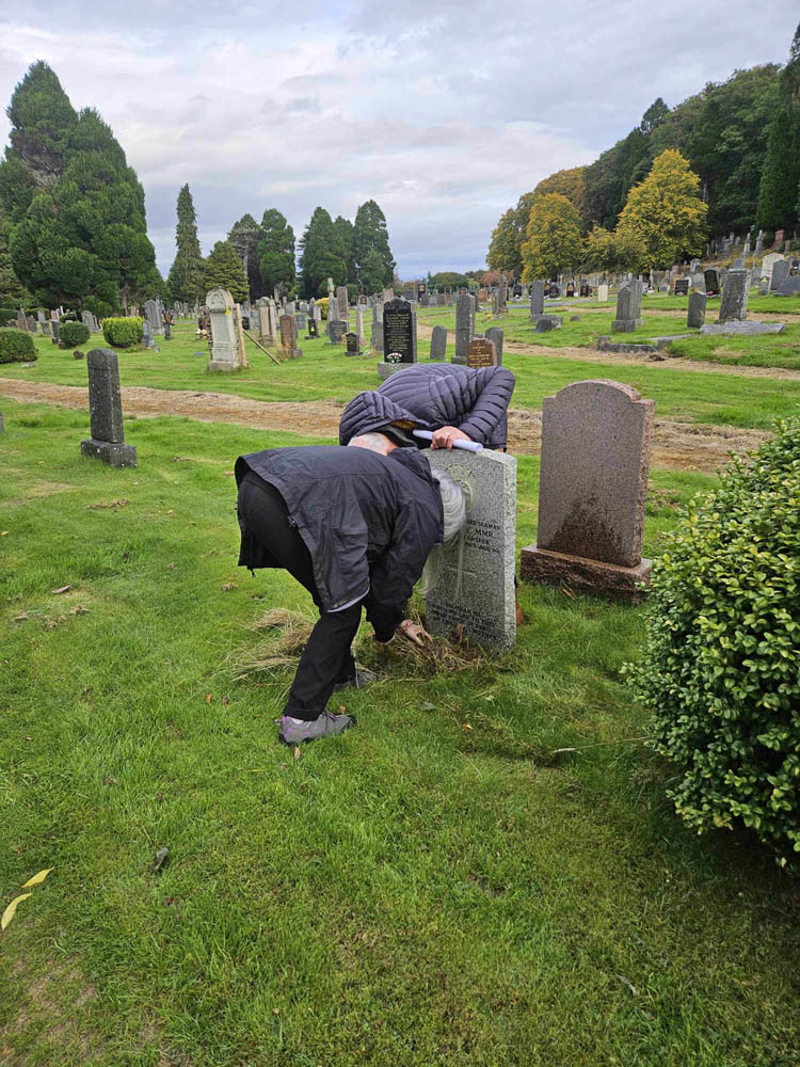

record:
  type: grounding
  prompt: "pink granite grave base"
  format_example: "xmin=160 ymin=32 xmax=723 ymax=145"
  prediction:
xmin=520 ymin=544 xmax=652 ymax=603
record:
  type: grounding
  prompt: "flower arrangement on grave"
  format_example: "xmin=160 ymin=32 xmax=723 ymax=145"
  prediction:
xmin=385 ymin=351 xmax=403 ymax=364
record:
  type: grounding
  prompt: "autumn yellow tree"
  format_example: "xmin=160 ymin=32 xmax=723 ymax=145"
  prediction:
xmin=487 ymin=208 xmax=518 ymax=274
xmin=521 ymin=194 xmax=584 ymax=281
xmin=533 ymin=166 xmax=588 ymax=225
xmin=616 ymin=149 xmax=707 ymax=269
xmin=583 ymin=224 xmax=644 ymax=273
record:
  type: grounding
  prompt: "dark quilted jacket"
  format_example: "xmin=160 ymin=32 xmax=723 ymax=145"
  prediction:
xmin=339 ymin=362 xmax=515 ymax=450
xmin=235 ymin=446 xmax=443 ymax=639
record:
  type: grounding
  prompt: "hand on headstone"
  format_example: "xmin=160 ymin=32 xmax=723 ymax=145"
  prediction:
xmin=431 ymin=426 xmax=472 ymax=450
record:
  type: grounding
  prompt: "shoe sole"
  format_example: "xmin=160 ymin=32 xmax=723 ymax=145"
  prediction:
xmin=278 ymin=717 xmax=357 ymax=745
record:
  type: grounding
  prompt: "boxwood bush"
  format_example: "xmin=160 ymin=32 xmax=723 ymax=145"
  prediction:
xmin=629 ymin=419 xmax=800 ymax=864
xmin=102 ymin=316 xmax=143 ymax=348
xmin=0 ymin=327 xmax=36 ymax=363
xmin=59 ymin=320 xmax=90 ymax=349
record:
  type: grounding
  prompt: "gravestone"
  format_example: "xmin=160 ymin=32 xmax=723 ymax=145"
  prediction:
xmin=329 ymin=320 xmax=348 ymax=344
xmin=336 ymin=286 xmax=349 ymax=322
xmin=718 ymin=268 xmax=749 ymax=323
xmin=82 ymin=310 xmax=95 ymax=334
xmin=355 ymin=306 xmax=365 ymax=346
xmin=579 ymin=283 xmax=590 ymax=298
xmin=307 ymin=318 xmax=318 ymax=338
xmin=611 ymin=280 xmax=644 ymax=333
xmin=382 ymin=287 xmax=394 ymax=306
xmin=520 ymin=379 xmax=653 ymax=601
xmin=144 ymin=299 xmax=161 ymax=336
xmin=256 ymin=297 xmax=274 ymax=342
xmin=673 ymin=278 xmax=689 ymax=296
xmin=377 ymin=299 xmax=417 ymax=379
xmin=687 ymin=291 xmax=707 ymax=328
xmin=466 ymin=337 xmax=497 ymax=368
xmin=761 ymin=252 xmax=783 ymax=281
xmin=206 ymin=288 xmax=242 ymax=370
xmin=704 ymin=268 xmax=720 ymax=295
xmin=484 ymin=327 xmax=504 ymax=365
xmin=530 ymin=281 xmax=544 ymax=322
xmin=280 ymin=314 xmax=302 ymax=357
xmin=424 ymin=448 xmax=517 ymax=648
xmin=771 ymin=259 xmax=791 ymax=292
xmin=345 ymin=331 xmax=360 ymax=356
xmin=597 ymin=283 xmax=609 ymax=302
xmin=294 ymin=311 xmax=305 ymax=335
xmin=566 ymin=282 xmax=575 ymax=298
xmin=535 ymin=316 xmax=562 ymax=333
xmin=429 ymin=325 xmax=447 ymax=361
xmin=80 ymin=349 xmax=137 ymax=468
xmin=371 ymin=321 xmax=384 ymax=354
xmin=454 ymin=292 xmax=473 ymax=363
xmin=51 ymin=320 xmax=60 ymax=344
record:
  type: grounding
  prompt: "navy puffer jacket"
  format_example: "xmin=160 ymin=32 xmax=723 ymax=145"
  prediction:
xmin=339 ymin=362 xmax=515 ymax=450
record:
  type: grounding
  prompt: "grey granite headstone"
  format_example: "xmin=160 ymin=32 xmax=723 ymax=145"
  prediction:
xmin=718 ymin=268 xmax=749 ymax=323
xmin=144 ymin=299 xmax=161 ymax=336
xmin=530 ymin=281 xmax=544 ymax=321
xmin=611 ymin=280 xmax=644 ymax=333
xmin=430 ymin=325 xmax=447 ymax=361
xmin=424 ymin=448 xmax=516 ymax=648
xmin=534 ymin=316 xmax=562 ymax=333
xmin=687 ymin=291 xmax=706 ymax=328
xmin=372 ymin=320 xmax=384 ymax=354
xmin=329 ymin=320 xmax=348 ymax=344
xmin=454 ymin=292 xmax=473 ymax=364
xmin=280 ymin=314 xmax=302 ymax=357
xmin=51 ymin=320 xmax=60 ymax=344
xmin=701 ymin=321 xmax=785 ymax=336
xmin=336 ymin=285 xmax=349 ymax=322
xmin=703 ymin=268 xmax=720 ymax=295
xmin=484 ymin=327 xmax=504 ymax=365
xmin=771 ymin=259 xmax=791 ymax=292
xmin=80 ymin=349 xmax=137 ymax=468
xmin=521 ymin=379 xmax=654 ymax=601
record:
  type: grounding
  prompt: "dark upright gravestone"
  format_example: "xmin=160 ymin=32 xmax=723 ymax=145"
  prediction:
xmin=771 ymin=259 xmax=791 ymax=292
xmin=371 ymin=321 xmax=384 ymax=354
xmin=530 ymin=280 xmax=544 ymax=322
xmin=484 ymin=327 xmax=504 ymax=365
xmin=377 ymin=299 xmax=417 ymax=380
xmin=704 ymin=268 xmax=720 ymax=295
xmin=718 ymin=268 xmax=749 ymax=323
xmin=454 ymin=292 xmax=473 ymax=364
xmin=673 ymin=278 xmax=689 ymax=296
xmin=80 ymin=349 xmax=137 ymax=468
xmin=51 ymin=320 xmax=60 ymax=344
xmin=345 ymin=331 xmax=360 ymax=356
xmin=429 ymin=325 xmax=447 ymax=361
xmin=329 ymin=320 xmax=348 ymax=344
xmin=687 ymin=291 xmax=707 ymax=328
xmin=307 ymin=318 xmax=318 ymax=338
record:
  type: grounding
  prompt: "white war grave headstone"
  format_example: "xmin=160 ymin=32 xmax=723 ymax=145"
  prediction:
xmin=206 ymin=288 xmax=243 ymax=371
xmin=425 ymin=448 xmax=517 ymax=648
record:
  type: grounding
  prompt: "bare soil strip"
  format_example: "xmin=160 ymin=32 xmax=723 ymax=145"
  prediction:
xmin=0 ymin=378 xmax=767 ymax=473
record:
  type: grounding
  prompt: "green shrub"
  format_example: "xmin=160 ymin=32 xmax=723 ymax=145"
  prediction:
xmin=102 ymin=316 xmax=143 ymax=348
xmin=60 ymin=320 xmax=90 ymax=348
xmin=0 ymin=307 xmax=19 ymax=325
xmin=629 ymin=419 xmax=800 ymax=865
xmin=0 ymin=327 xmax=36 ymax=363
xmin=83 ymin=296 xmax=114 ymax=319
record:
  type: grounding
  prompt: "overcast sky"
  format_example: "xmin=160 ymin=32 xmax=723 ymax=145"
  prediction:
xmin=0 ymin=1 xmax=797 ymax=279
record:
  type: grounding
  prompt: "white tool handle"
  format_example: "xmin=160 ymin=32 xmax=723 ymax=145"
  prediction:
xmin=412 ymin=429 xmax=483 ymax=452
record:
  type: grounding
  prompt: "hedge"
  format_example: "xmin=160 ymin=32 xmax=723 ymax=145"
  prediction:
xmin=59 ymin=320 xmax=90 ymax=349
xmin=102 ymin=316 xmax=143 ymax=348
xmin=0 ymin=327 xmax=36 ymax=363
xmin=629 ymin=418 xmax=800 ymax=865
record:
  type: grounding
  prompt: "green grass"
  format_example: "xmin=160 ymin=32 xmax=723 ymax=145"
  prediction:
xmin=6 ymin=318 xmax=800 ymax=432
xmin=2 ymin=401 xmax=799 ymax=1066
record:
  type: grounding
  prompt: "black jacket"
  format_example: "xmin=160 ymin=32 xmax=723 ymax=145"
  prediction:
xmin=339 ymin=362 xmax=515 ymax=450
xmin=235 ymin=446 xmax=443 ymax=640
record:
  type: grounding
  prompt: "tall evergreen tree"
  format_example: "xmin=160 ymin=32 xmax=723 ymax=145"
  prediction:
xmin=757 ymin=25 xmax=800 ymax=232
xmin=333 ymin=215 xmax=356 ymax=283
xmin=167 ymin=184 xmax=205 ymax=304
xmin=299 ymin=207 xmax=346 ymax=297
xmin=228 ymin=213 xmax=263 ymax=299
xmin=353 ymin=200 xmax=395 ymax=289
xmin=257 ymin=208 xmax=295 ymax=296
xmin=0 ymin=207 xmax=29 ymax=304
xmin=0 ymin=62 xmax=157 ymax=310
xmin=204 ymin=240 xmax=248 ymax=302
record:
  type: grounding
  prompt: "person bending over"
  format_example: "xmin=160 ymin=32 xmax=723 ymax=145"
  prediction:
xmin=235 ymin=431 xmax=466 ymax=745
xmin=339 ymin=361 xmax=515 ymax=451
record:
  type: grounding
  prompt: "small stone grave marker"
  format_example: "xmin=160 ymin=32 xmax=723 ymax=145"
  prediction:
xmin=429 ymin=325 xmax=447 ymax=361
xmin=687 ymin=291 xmax=706 ymax=328
xmin=465 ymin=337 xmax=497 ymax=368
xmin=345 ymin=331 xmax=360 ymax=356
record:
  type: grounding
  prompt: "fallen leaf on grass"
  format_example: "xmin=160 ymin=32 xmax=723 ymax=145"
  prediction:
xmin=617 ymin=974 xmax=638 ymax=996
xmin=13 ymin=613 xmax=29 ymax=623
xmin=102 ymin=776 xmax=116 ymax=786
xmin=461 ymin=723 xmax=473 ymax=731
xmin=153 ymin=848 xmax=169 ymax=873
xmin=52 ymin=585 xmax=71 ymax=595
xmin=21 ymin=868 xmax=53 ymax=889
xmin=419 ymin=701 xmax=437 ymax=712
xmin=1 ymin=893 xmax=31 ymax=932
xmin=68 ymin=605 xmax=89 ymax=616
xmin=293 ymin=746 xmax=302 ymax=761
xmin=221 ymin=582 xmax=237 ymax=592
xmin=88 ymin=499 xmax=128 ymax=511
xmin=337 ymin=705 xmax=347 ymax=714
xmin=167 ymin=563 xmax=177 ymax=571
xmin=1 ymin=531 xmax=8 ymax=536
xmin=204 ymin=693 xmax=212 ymax=703
xmin=222 ymin=696 xmax=230 ymax=706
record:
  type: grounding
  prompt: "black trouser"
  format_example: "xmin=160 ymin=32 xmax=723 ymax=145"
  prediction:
xmin=237 ymin=471 xmax=362 ymax=720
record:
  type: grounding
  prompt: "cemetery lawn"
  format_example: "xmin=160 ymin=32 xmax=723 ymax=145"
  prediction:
xmin=2 ymin=402 xmax=800 ymax=1066
xmin=4 ymin=321 xmax=800 ymax=432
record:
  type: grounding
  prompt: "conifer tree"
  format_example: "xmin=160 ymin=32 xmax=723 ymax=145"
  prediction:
xmin=257 ymin=209 xmax=295 ymax=296
xmin=757 ymin=24 xmax=800 ymax=231
xmin=167 ymin=184 xmax=205 ymax=304
xmin=353 ymin=200 xmax=395 ymax=288
xmin=204 ymin=240 xmax=248 ymax=302
xmin=333 ymin=215 xmax=356 ymax=283
xmin=228 ymin=213 xmax=263 ymax=299
xmin=0 ymin=62 xmax=157 ymax=310
xmin=299 ymin=207 xmax=346 ymax=297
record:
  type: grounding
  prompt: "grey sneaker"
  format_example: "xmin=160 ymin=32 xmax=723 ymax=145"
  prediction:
xmin=278 ymin=709 xmax=357 ymax=745
xmin=333 ymin=668 xmax=379 ymax=691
